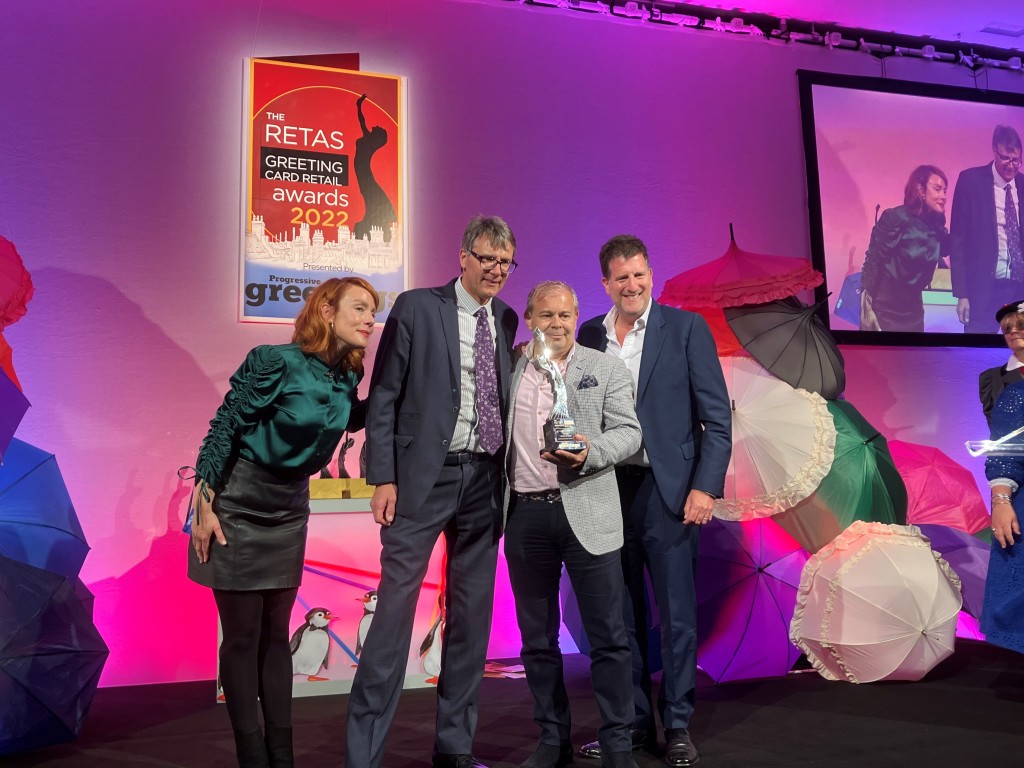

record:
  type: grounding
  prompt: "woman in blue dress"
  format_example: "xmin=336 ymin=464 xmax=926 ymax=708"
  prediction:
xmin=979 ymin=300 xmax=1024 ymax=654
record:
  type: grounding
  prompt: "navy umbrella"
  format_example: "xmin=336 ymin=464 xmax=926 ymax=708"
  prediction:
xmin=0 ymin=368 xmax=29 ymax=462
xmin=0 ymin=438 xmax=88 ymax=579
xmin=0 ymin=555 xmax=108 ymax=755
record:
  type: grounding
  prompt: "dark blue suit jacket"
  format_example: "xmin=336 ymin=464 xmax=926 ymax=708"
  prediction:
xmin=578 ymin=301 xmax=731 ymax=514
xmin=950 ymin=163 xmax=1024 ymax=304
xmin=365 ymin=278 xmax=518 ymax=516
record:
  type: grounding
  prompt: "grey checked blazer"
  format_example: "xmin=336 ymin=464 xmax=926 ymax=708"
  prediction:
xmin=504 ymin=343 xmax=642 ymax=555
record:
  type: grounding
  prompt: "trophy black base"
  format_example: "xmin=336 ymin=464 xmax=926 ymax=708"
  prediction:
xmin=543 ymin=417 xmax=587 ymax=454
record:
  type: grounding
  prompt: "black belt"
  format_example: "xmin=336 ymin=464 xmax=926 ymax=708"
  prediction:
xmin=444 ymin=451 xmax=495 ymax=466
xmin=514 ymin=489 xmax=561 ymax=504
xmin=617 ymin=464 xmax=653 ymax=476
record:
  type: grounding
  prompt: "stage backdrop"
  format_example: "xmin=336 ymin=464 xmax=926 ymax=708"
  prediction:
xmin=0 ymin=0 xmax=1009 ymax=687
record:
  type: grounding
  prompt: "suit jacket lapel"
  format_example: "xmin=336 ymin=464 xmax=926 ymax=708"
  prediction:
xmin=563 ymin=351 xmax=584 ymax=415
xmin=494 ymin=302 xmax=513 ymax=410
xmin=637 ymin=301 xmax=665 ymax=403
xmin=439 ymin=280 xmax=460 ymax=391
xmin=1015 ymin=175 xmax=1024 ymax=232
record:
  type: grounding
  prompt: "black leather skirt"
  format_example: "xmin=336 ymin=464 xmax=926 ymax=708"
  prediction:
xmin=187 ymin=458 xmax=310 ymax=591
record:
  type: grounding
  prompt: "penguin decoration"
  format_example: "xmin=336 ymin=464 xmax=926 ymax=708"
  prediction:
xmin=419 ymin=612 xmax=444 ymax=685
xmin=354 ymin=589 xmax=378 ymax=659
xmin=289 ymin=607 xmax=335 ymax=681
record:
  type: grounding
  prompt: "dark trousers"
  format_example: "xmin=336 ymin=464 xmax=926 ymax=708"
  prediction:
xmin=965 ymin=280 xmax=1024 ymax=334
xmin=213 ymin=587 xmax=299 ymax=734
xmin=504 ymin=496 xmax=633 ymax=754
xmin=616 ymin=466 xmax=700 ymax=732
xmin=345 ymin=459 xmax=502 ymax=768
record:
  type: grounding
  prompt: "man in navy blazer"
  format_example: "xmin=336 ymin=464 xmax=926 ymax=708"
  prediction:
xmin=345 ymin=216 xmax=519 ymax=768
xmin=576 ymin=235 xmax=731 ymax=768
xmin=951 ymin=125 xmax=1024 ymax=334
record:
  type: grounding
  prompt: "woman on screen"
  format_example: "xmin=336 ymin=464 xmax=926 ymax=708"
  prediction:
xmin=187 ymin=277 xmax=377 ymax=767
xmin=977 ymin=300 xmax=1024 ymax=656
xmin=860 ymin=165 xmax=949 ymax=332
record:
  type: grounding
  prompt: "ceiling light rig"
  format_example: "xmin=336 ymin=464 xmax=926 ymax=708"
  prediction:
xmin=507 ymin=0 xmax=1024 ymax=73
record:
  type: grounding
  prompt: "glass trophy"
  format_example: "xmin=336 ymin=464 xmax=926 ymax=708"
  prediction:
xmin=531 ymin=328 xmax=586 ymax=454
xmin=965 ymin=424 xmax=1024 ymax=457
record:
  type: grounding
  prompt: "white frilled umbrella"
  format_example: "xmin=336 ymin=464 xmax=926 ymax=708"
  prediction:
xmin=790 ymin=522 xmax=962 ymax=683
xmin=713 ymin=356 xmax=836 ymax=521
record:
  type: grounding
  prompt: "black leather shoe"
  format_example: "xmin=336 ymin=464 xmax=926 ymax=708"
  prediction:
xmin=578 ymin=729 xmax=655 ymax=759
xmin=518 ymin=743 xmax=574 ymax=768
xmin=664 ymin=729 xmax=699 ymax=767
xmin=431 ymin=754 xmax=489 ymax=768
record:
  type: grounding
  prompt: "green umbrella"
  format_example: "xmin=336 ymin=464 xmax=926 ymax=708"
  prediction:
xmin=774 ymin=401 xmax=907 ymax=552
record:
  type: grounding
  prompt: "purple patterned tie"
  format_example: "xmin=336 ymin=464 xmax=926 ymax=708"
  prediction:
xmin=1006 ymin=184 xmax=1023 ymax=282
xmin=474 ymin=307 xmax=502 ymax=455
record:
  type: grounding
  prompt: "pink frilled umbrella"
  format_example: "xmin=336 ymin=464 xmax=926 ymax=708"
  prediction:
xmin=0 ymin=235 xmax=33 ymax=329
xmin=696 ymin=518 xmax=808 ymax=682
xmin=888 ymin=441 xmax=990 ymax=534
xmin=790 ymin=522 xmax=962 ymax=683
xmin=659 ymin=225 xmax=822 ymax=310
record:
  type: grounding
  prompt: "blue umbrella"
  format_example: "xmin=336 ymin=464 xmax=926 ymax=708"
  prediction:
xmin=0 ymin=369 xmax=29 ymax=462
xmin=0 ymin=439 xmax=88 ymax=579
xmin=0 ymin=555 xmax=108 ymax=756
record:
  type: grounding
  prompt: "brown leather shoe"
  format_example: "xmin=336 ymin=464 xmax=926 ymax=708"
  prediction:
xmin=577 ymin=729 xmax=656 ymax=759
xmin=664 ymin=728 xmax=699 ymax=767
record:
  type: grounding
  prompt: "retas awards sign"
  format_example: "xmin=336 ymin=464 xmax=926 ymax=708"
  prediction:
xmin=242 ymin=59 xmax=406 ymax=322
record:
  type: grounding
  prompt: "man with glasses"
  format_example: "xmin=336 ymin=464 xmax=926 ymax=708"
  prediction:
xmin=346 ymin=215 xmax=519 ymax=768
xmin=951 ymin=125 xmax=1024 ymax=333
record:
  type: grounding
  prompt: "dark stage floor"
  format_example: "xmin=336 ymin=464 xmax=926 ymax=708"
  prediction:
xmin=7 ymin=640 xmax=1024 ymax=768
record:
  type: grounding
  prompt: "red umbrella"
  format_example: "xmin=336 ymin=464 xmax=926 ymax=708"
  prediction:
xmin=691 ymin=307 xmax=748 ymax=358
xmin=0 ymin=235 xmax=33 ymax=329
xmin=659 ymin=225 xmax=822 ymax=309
xmin=888 ymin=441 xmax=990 ymax=535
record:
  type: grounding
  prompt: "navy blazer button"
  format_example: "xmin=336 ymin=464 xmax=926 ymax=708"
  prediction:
xmin=442 ymin=440 xmax=449 ymax=446
xmin=453 ymin=407 xmax=458 ymax=413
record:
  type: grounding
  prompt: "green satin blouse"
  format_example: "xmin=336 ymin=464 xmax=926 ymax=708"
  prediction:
xmin=196 ymin=343 xmax=362 ymax=491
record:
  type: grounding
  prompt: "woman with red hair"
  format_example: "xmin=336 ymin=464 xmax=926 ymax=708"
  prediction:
xmin=187 ymin=277 xmax=377 ymax=767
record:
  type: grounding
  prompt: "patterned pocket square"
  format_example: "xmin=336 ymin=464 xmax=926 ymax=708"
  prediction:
xmin=577 ymin=374 xmax=599 ymax=390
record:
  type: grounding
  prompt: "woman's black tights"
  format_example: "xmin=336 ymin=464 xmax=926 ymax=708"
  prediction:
xmin=213 ymin=587 xmax=298 ymax=734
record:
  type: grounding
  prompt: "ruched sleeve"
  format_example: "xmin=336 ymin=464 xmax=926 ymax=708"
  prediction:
xmin=980 ymin=366 xmax=1006 ymax=426
xmin=196 ymin=345 xmax=286 ymax=491
xmin=862 ymin=207 xmax=943 ymax=297
xmin=861 ymin=209 xmax=904 ymax=296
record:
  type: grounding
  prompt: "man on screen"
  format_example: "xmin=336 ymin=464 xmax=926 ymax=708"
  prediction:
xmin=950 ymin=125 xmax=1024 ymax=333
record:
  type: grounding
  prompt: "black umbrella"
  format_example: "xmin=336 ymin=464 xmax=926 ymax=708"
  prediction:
xmin=0 ymin=556 xmax=108 ymax=756
xmin=724 ymin=297 xmax=846 ymax=400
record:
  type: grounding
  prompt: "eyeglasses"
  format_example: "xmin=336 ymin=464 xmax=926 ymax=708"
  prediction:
xmin=996 ymin=152 xmax=1023 ymax=168
xmin=1002 ymin=324 xmax=1024 ymax=335
xmin=469 ymin=249 xmax=518 ymax=275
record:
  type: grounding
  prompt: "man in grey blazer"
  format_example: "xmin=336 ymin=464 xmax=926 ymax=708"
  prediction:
xmin=504 ymin=280 xmax=642 ymax=768
xmin=346 ymin=216 xmax=519 ymax=768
